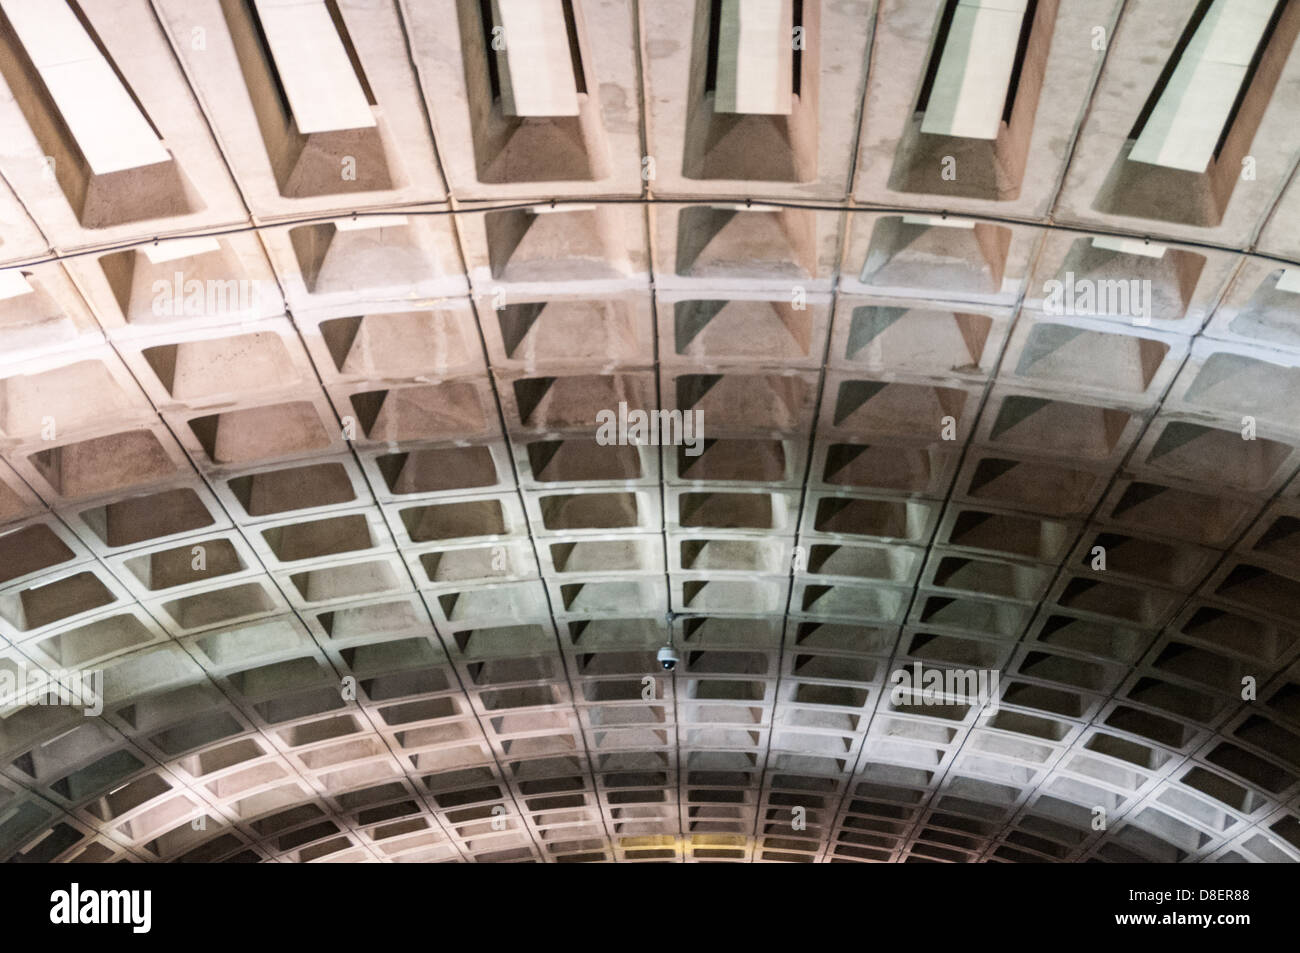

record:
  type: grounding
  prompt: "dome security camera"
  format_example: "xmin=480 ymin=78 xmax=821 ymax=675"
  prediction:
xmin=656 ymin=645 xmax=680 ymax=672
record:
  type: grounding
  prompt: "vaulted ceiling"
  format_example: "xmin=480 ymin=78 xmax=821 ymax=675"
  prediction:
xmin=0 ymin=0 xmax=1298 ymax=864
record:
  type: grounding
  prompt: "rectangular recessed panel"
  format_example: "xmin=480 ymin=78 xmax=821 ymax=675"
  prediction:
xmin=493 ymin=0 xmax=581 ymax=117
xmin=0 ymin=271 xmax=34 ymax=299
xmin=1090 ymin=236 xmax=1167 ymax=258
xmin=714 ymin=0 xmax=793 ymax=115
xmin=252 ymin=0 xmax=376 ymax=134
xmin=1 ymin=0 xmax=170 ymax=174
xmin=1129 ymin=0 xmax=1277 ymax=173
xmin=900 ymin=215 xmax=976 ymax=228
xmin=1276 ymin=269 xmax=1300 ymax=294
xmin=920 ymin=0 xmax=1029 ymax=140
xmin=334 ymin=214 xmax=408 ymax=231
xmin=141 ymin=237 xmax=223 ymax=264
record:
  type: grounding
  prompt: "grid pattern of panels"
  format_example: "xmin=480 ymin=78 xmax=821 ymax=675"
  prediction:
xmin=0 ymin=0 xmax=1298 ymax=864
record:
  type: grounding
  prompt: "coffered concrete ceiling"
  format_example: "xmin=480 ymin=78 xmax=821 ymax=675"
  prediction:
xmin=0 ymin=0 xmax=1298 ymax=864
